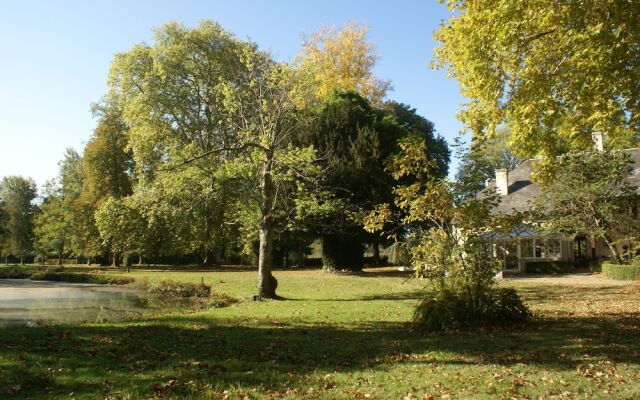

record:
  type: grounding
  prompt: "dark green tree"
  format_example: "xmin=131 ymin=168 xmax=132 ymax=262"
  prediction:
xmin=0 ymin=176 xmax=38 ymax=264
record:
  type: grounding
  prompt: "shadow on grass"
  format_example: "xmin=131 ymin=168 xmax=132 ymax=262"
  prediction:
xmin=1 ymin=309 xmax=640 ymax=398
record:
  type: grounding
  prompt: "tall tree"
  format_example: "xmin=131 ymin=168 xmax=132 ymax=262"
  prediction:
xmin=434 ymin=1 xmax=640 ymax=157
xmin=455 ymin=129 xmax=520 ymax=201
xmin=531 ymin=150 xmax=638 ymax=264
xmin=0 ymin=176 xmax=37 ymax=264
xmin=298 ymin=21 xmax=391 ymax=105
xmin=78 ymin=107 xmax=133 ymax=264
xmin=34 ymin=149 xmax=84 ymax=264
xmin=110 ymin=21 xmax=317 ymax=299
xmin=384 ymin=101 xmax=450 ymax=178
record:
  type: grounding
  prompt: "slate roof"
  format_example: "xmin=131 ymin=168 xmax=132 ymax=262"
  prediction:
xmin=483 ymin=148 xmax=640 ymax=215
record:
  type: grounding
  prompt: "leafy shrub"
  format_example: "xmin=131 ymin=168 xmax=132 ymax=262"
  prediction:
xmin=602 ymin=262 xmax=640 ymax=280
xmin=525 ymin=261 xmax=574 ymax=274
xmin=145 ymin=279 xmax=211 ymax=298
xmin=29 ymin=272 xmax=133 ymax=285
xmin=0 ymin=267 xmax=33 ymax=279
xmin=589 ymin=259 xmax=602 ymax=272
xmin=209 ymin=292 xmax=239 ymax=308
xmin=414 ymin=288 xmax=531 ymax=331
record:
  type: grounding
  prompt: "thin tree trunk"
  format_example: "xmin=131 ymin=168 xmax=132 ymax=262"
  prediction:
xmin=257 ymin=158 xmax=277 ymax=299
xmin=372 ymin=236 xmax=381 ymax=264
xmin=602 ymin=234 xmax=623 ymax=264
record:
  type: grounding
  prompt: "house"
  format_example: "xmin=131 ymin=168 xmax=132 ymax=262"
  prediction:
xmin=483 ymin=132 xmax=640 ymax=273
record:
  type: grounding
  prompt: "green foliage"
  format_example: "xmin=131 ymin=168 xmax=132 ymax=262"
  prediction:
xmin=454 ymin=130 xmax=520 ymax=201
xmin=414 ymin=288 xmax=531 ymax=332
xmin=525 ymin=261 xmax=574 ymax=274
xmin=532 ymin=150 xmax=639 ymax=263
xmin=434 ymin=0 xmax=640 ymax=156
xmin=94 ymin=197 xmax=145 ymax=265
xmin=0 ymin=267 xmax=33 ymax=279
xmin=367 ymin=135 xmax=529 ymax=329
xmin=29 ymin=271 xmax=134 ymax=285
xmin=589 ymin=259 xmax=603 ymax=273
xmin=602 ymin=262 xmax=640 ymax=280
xmin=144 ymin=279 xmax=212 ymax=298
xmin=0 ymin=176 xmax=37 ymax=261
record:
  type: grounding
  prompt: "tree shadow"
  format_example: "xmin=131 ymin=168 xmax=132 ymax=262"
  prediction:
xmin=1 ymin=309 xmax=640 ymax=398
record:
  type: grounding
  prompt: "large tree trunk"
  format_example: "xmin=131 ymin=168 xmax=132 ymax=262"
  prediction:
xmin=602 ymin=234 xmax=623 ymax=264
xmin=257 ymin=158 xmax=277 ymax=299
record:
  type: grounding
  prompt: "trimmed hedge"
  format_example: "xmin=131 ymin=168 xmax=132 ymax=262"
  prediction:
xmin=29 ymin=272 xmax=134 ymax=285
xmin=0 ymin=267 xmax=34 ymax=279
xmin=602 ymin=263 xmax=640 ymax=280
xmin=525 ymin=261 xmax=574 ymax=274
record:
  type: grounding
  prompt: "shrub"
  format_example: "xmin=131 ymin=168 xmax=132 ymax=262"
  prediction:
xmin=145 ymin=279 xmax=211 ymax=298
xmin=525 ymin=261 xmax=574 ymax=274
xmin=209 ymin=292 xmax=239 ymax=308
xmin=414 ymin=288 xmax=531 ymax=332
xmin=29 ymin=272 xmax=133 ymax=285
xmin=589 ymin=259 xmax=602 ymax=272
xmin=0 ymin=267 xmax=33 ymax=279
xmin=602 ymin=262 xmax=640 ymax=280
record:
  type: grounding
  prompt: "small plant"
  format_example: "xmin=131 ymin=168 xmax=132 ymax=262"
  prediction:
xmin=145 ymin=279 xmax=212 ymax=298
xmin=414 ymin=288 xmax=531 ymax=331
xmin=208 ymin=292 xmax=240 ymax=308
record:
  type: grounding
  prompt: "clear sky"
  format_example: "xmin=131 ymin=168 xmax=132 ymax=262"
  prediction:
xmin=0 ymin=0 xmax=464 ymax=187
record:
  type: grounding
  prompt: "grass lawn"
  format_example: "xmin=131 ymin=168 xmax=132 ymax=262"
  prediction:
xmin=1 ymin=265 xmax=639 ymax=399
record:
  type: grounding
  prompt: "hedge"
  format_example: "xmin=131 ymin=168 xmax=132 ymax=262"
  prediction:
xmin=29 ymin=272 xmax=134 ymax=285
xmin=602 ymin=263 xmax=640 ymax=280
xmin=525 ymin=261 xmax=574 ymax=274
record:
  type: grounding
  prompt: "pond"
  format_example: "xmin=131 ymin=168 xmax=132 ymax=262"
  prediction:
xmin=0 ymin=279 xmax=153 ymax=327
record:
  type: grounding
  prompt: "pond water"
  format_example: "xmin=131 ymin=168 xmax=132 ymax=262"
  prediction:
xmin=0 ymin=279 xmax=153 ymax=327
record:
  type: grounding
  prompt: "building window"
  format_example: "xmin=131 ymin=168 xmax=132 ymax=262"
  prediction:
xmin=535 ymin=240 xmax=546 ymax=258
xmin=547 ymin=239 xmax=561 ymax=259
xmin=521 ymin=239 xmax=534 ymax=258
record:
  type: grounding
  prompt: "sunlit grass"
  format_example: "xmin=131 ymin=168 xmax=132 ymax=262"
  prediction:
xmin=0 ymin=265 xmax=639 ymax=399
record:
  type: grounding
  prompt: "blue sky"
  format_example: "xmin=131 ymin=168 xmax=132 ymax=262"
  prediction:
xmin=0 ymin=0 xmax=464 ymax=187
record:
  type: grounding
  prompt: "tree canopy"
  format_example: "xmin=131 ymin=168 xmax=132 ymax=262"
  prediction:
xmin=434 ymin=0 xmax=640 ymax=157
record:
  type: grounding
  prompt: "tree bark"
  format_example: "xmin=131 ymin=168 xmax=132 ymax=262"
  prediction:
xmin=257 ymin=158 xmax=277 ymax=299
xmin=602 ymin=234 xmax=623 ymax=264
xmin=372 ymin=236 xmax=381 ymax=264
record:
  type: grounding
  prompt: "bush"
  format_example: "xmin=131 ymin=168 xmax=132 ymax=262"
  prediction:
xmin=525 ymin=261 xmax=574 ymax=274
xmin=144 ymin=279 xmax=212 ymax=298
xmin=29 ymin=272 xmax=134 ymax=285
xmin=602 ymin=262 xmax=640 ymax=280
xmin=208 ymin=292 xmax=239 ymax=308
xmin=589 ymin=259 xmax=602 ymax=272
xmin=414 ymin=288 xmax=531 ymax=332
xmin=0 ymin=267 xmax=33 ymax=279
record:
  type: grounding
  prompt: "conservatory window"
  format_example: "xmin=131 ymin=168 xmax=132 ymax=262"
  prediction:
xmin=547 ymin=239 xmax=561 ymax=258
xmin=521 ymin=239 xmax=534 ymax=258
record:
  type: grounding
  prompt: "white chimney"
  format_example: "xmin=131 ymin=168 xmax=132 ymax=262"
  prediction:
xmin=592 ymin=131 xmax=604 ymax=151
xmin=485 ymin=178 xmax=492 ymax=188
xmin=495 ymin=169 xmax=508 ymax=196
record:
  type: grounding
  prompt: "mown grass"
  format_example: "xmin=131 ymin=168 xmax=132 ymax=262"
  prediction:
xmin=1 ymin=265 xmax=639 ymax=399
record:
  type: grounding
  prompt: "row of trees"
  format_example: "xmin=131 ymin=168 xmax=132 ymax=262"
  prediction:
xmin=0 ymin=21 xmax=449 ymax=298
